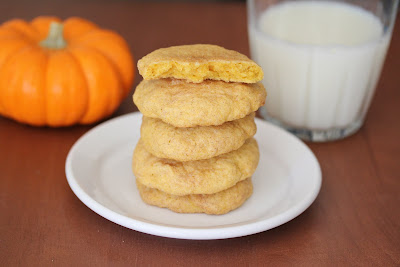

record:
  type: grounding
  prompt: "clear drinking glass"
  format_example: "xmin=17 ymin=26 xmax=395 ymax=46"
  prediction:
xmin=247 ymin=0 xmax=398 ymax=141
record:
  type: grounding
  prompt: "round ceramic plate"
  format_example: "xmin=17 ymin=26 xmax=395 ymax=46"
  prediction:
xmin=66 ymin=112 xmax=321 ymax=240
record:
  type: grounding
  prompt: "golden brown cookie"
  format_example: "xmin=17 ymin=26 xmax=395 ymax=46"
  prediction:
xmin=133 ymin=79 xmax=266 ymax=127
xmin=136 ymin=178 xmax=253 ymax=215
xmin=132 ymin=138 xmax=259 ymax=196
xmin=140 ymin=113 xmax=256 ymax=161
xmin=137 ymin=44 xmax=263 ymax=83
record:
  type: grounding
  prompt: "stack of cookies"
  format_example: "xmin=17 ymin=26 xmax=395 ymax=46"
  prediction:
xmin=132 ymin=44 xmax=266 ymax=215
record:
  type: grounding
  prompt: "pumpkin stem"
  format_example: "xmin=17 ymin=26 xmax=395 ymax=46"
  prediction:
xmin=40 ymin=22 xmax=67 ymax=49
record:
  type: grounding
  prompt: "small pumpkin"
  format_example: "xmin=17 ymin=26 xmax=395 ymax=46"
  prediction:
xmin=0 ymin=16 xmax=134 ymax=126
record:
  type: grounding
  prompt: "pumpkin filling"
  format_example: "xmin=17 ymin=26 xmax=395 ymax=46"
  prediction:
xmin=145 ymin=61 xmax=263 ymax=83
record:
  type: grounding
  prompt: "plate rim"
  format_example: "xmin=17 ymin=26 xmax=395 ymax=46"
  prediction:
xmin=65 ymin=112 xmax=322 ymax=240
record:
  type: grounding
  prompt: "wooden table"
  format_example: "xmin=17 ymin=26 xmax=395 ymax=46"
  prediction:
xmin=1 ymin=1 xmax=399 ymax=266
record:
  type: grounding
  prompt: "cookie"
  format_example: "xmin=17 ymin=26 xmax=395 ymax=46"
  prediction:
xmin=137 ymin=44 xmax=263 ymax=83
xmin=132 ymin=138 xmax=259 ymax=196
xmin=140 ymin=113 xmax=256 ymax=161
xmin=136 ymin=178 xmax=253 ymax=215
xmin=133 ymin=79 xmax=266 ymax=127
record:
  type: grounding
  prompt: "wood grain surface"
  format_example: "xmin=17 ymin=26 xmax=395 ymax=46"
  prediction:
xmin=1 ymin=1 xmax=399 ymax=266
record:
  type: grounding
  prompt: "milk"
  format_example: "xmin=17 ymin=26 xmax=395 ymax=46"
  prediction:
xmin=249 ymin=1 xmax=391 ymax=130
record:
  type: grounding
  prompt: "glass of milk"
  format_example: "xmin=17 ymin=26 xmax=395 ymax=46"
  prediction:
xmin=248 ymin=0 xmax=398 ymax=141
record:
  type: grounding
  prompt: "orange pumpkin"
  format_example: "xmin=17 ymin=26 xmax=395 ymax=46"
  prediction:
xmin=0 ymin=16 xmax=134 ymax=126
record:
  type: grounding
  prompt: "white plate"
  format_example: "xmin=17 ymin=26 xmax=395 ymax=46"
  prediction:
xmin=66 ymin=112 xmax=321 ymax=240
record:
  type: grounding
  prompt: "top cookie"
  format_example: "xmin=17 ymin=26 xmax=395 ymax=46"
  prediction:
xmin=137 ymin=44 xmax=263 ymax=83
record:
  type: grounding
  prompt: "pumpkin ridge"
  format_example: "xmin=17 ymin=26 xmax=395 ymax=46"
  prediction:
xmin=63 ymin=17 xmax=98 ymax=41
xmin=68 ymin=46 xmax=121 ymax=124
xmin=88 ymin=48 xmax=123 ymax=118
xmin=0 ymin=28 xmax=30 ymax=41
xmin=65 ymin=49 xmax=90 ymax=123
xmin=0 ymin=44 xmax=35 ymax=118
xmin=77 ymin=44 xmax=125 ymax=102
xmin=1 ymin=19 xmax=39 ymax=42
xmin=67 ymin=47 xmax=98 ymax=124
xmin=42 ymin=52 xmax=49 ymax=125
xmin=70 ymin=29 xmax=134 ymax=97
xmin=2 ymin=46 xmax=47 ymax=125
xmin=0 ymin=39 xmax=32 ymax=71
